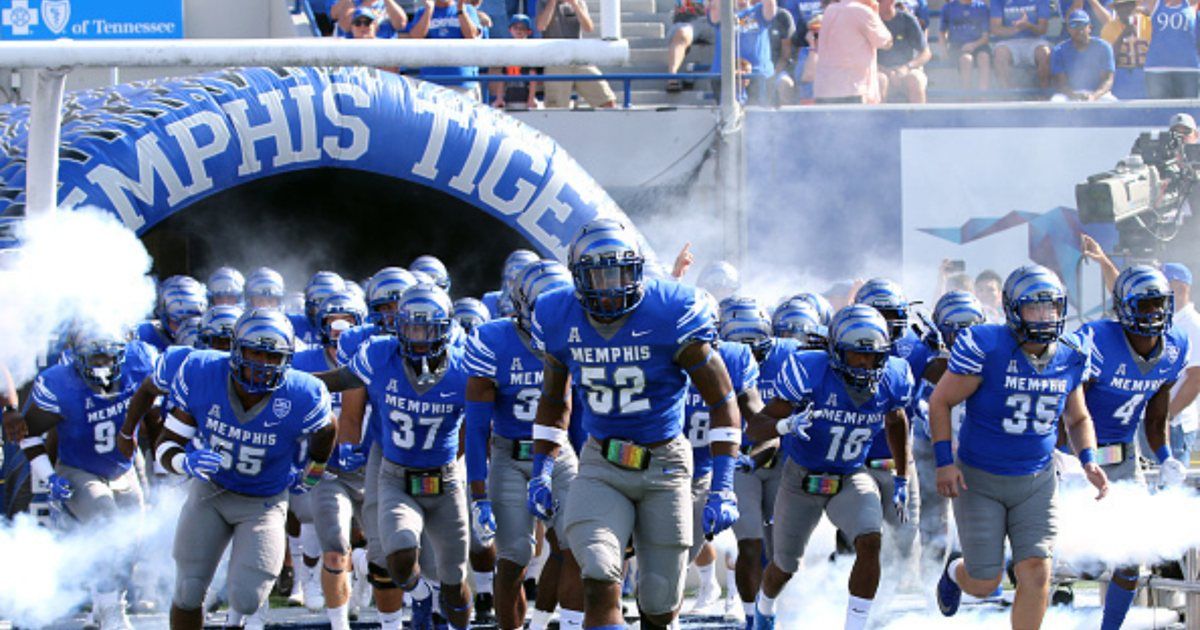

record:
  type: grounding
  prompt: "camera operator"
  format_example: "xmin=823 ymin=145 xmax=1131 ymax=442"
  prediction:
xmin=1170 ymin=113 xmax=1200 ymax=144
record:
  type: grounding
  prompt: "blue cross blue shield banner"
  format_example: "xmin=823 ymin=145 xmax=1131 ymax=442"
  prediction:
xmin=0 ymin=0 xmax=183 ymax=40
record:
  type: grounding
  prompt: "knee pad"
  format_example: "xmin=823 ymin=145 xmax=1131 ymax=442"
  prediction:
xmin=637 ymin=570 xmax=681 ymax=616
xmin=228 ymin=588 xmax=264 ymax=616
xmin=368 ymin=562 xmax=398 ymax=590
xmin=174 ymin=577 xmax=209 ymax=610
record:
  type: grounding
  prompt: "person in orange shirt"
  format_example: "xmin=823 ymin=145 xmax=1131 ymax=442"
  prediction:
xmin=812 ymin=0 xmax=894 ymax=103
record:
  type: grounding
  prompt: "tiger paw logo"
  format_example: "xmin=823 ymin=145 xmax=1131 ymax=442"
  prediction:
xmin=41 ymin=0 xmax=69 ymax=35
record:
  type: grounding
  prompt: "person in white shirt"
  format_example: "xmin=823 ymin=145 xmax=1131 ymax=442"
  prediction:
xmin=1166 ymin=262 xmax=1200 ymax=465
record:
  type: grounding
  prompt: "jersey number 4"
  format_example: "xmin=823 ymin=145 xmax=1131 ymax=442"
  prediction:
xmin=1002 ymin=393 xmax=1060 ymax=435
xmin=581 ymin=366 xmax=650 ymax=415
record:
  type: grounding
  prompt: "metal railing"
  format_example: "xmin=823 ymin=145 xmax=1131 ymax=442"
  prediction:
xmin=420 ymin=71 xmax=721 ymax=109
xmin=291 ymin=0 xmax=324 ymax=38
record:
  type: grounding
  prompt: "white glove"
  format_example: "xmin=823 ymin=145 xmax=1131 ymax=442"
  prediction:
xmin=1161 ymin=457 xmax=1188 ymax=487
xmin=775 ymin=410 xmax=813 ymax=441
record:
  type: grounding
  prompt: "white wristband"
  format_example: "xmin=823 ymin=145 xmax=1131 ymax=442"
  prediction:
xmin=533 ymin=424 xmax=569 ymax=445
xmin=156 ymin=440 xmax=184 ymax=473
xmin=171 ymin=452 xmax=186 ymax=476
xmin=164 ymin=414 xmax=196 ymax=440
xmin=708 ymin=427 xmax=742 ymax=444
xmin=19 ymin=436 xmax=45 ymax=450
xmin=28 ymin=453 xmax=54 ymax=483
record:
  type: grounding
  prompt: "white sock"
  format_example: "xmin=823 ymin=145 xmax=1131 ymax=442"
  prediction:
xmin=378 ymin=609 xmax=403 ymax=630
xmin=756 ymin=591 xmax=776 ymax=616
xmin=408 ymin=576 xmax=433 ymax=601
xmin=227 ymin=609 xmax=245 ymax=625
xmin=844 ymin=595 xmax=872 ymax=630
xmin=326 ymin=603 xmax=350 ymax=630
xmin=288 ymin=534 xmax=303 ymax=557
xmin=473 ymin=569 xmax=494 ymax=595
xmin=727 ymin=567 xmax=739 ymax=594
xmin=697 ymin=562 xmax=717 ymax=592
xmin=743 ymin=601 xmax=756 ymax=617
xmin=300 ymin=524 xmax=321 ymax=560
xmin=529 ymin=608 xmax=555 ymax=630
xmin=948 ymin=558 xmax=964 ymax=587
xmin=559 ymin=608 xmax=584 ymax=629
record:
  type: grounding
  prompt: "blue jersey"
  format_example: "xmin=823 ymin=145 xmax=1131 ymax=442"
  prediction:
xmin=1146 ymin=0 xmax=1200 ymax=69
xmin=866 ymin=332 xmax=927 ymax=460
xmin=408 ymin=3 xmax=482 ymax=86
xmin=683 ymin=341 xmax=759 ymax=477
xmin=990 ymin=0 xmax=1052 ymax=39
xmin=776 ymin=351 xmax=913 ymax=475
xmin=170 ymin=350 xmax=331 ymax=496
xmin=288 ymin=314 xmax=322 ymax=348
xmin=758 ymin=338 xmax=803 ymax=403
xmin=949 ymin=323 xmax=1089 ymax=475
xmin=532 ymin=278 xmax=717 ymax=444
xmin=349 ymin=337 xmax=467 ymax=468
xmin=1078 ymin=319 xmax=1189 ymax=444
xmin=482 ymin=291 xmax=504 ymax=319
xmin=152 ymin=345 xmax=195 ymax=415
xmin=941 ymin=0 xmax=990 ymax=44
xmin=134 ymin=320 xmax=172 ymax=353
xmin=30 ymin=340 xmax=158 ymax=479
xmin=464 ymin=319 xmax=544 ymax=440
xmin=338 ymin=324 xmax=388 ymax=442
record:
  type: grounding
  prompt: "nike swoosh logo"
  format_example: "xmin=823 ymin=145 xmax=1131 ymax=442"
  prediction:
xmin=439 ymin=392 xmax=456 ymax=398
xmin=631 ymin=330 xmax=651 ymax=338
xmin=263 ymin=420 xmax=283 ymax=427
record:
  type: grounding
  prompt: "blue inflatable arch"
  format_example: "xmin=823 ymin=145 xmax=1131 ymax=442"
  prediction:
xmin=0 ymin=67 xmax=646 ymax=262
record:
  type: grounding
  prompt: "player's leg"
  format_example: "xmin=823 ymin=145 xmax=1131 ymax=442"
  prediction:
xmin=226 ymin=492 xmax=290 ymax=616
xmin=292 ymin=492 xmax=324 ymax=611
xmin=733 ymin=458 xmax=769 ymax=618
xmin=313 ymin=474 xmax=360 ymax=629
xmin=363 ymin=444 xmax=404 ymax=628
xmin=490 ymin=437 xmax=536 ymax=629
xmin=913 ymin=436 xmax=950 ymax=579
xmin=1007 ymin=463 xmax=1058 ymax=628
xmin=170 ymin=480 xmax=236 ymax=629
xmin=755 ymin=460 xmax=825 ymax=630
xmin=632 ymin=437 xmax=694 ymax=629
xmin=564 ymin=438 xmax=638 ymax=628
xmin=687 ymin=474 xmax=720 ymax=613
xmin=941 ymin=463 xmax=1011 ymax=616
xmin=534 ymin=445 xmax=584 ymax=629
xmin=827 ymin=470 xmax=885 ymax=630
xmin=426 ymin=460 xmax=472 ymax=629
xmin=377 ymin=460 xmax=432 ymax=616
xmin=1101 ymin=447 xmax=1142 ymax=629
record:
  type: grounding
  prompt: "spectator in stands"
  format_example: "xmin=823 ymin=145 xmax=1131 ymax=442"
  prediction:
xmin=665 ymin=0 xmax=716 ymax=91
xmin=470 ymin=0 xmax=497 ymax=35
xmin=536 ymin=0 xmax=619 ymax=108
xmin=1049 ymin=10 xmax=1116 ymax=100
xmin=348 ymin=7 xmax=384 ymax=38
xmin=1142 ymin=0 xmax=1200 ymax=98
xmin=878 ymin=0 xmax=932 ymax=102
xmin=791 ymin=13 xmax=822 ymax=101
xmin=409 ymin=0 xmax=484 ymax=100
xmin=1059 ymin=0 xmax=1113 ymax=36
xmin=769 ymin=3 xmax=799 ymax=104
xmin=812 ymin=0 xmax=893 ymax=103
xmin=331 ymin=0 xmax=408 ymax=37
xmin=1165 ymin=263 xmax=1200 ymax=465
xmin=710 ymin=0 xmax=779 ymax=104
xmin=1095 ymin=0 xmax=1150 ymax=99
xmin=489 ymin=14 xmax=544 ymax=109
xmin=989 ymin=0 xmax=1053 ymax=90
xmin=312 ymin=0 xmax=337 ymax=35
xmin=780 ymin=0 xmax=824 ymax=26
xmin=973 ymin=268 xmax=1004 ymax=322
xmin=939 ymin=0 xmax=992 ymax=91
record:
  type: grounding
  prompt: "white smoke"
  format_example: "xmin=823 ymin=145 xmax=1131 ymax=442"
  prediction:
xmin=0 ymin=484 xmax=186 ymax=626
xmin=0 ymin=207 xmax=157 ymax=387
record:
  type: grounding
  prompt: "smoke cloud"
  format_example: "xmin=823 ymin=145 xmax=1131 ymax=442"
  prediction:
xmin=0 ymin=207 xmax=156 ymax=388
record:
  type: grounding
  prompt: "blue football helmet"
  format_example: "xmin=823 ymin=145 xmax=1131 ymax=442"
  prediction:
xmin=854 ymin=278 xmax=909 ymax=341
xmin=772 ymin=299 xmax=827 ymax=350
xmin=500 ymin=249 xmax=542 ymax=318
xmin=199 ymin=305 xmax=243 ymax=350
xmin=719 ymin=296 xmax=773 ymax=360
xmin=174 ymin=317 xmax=202 ymax=349
xmin=697 ymin=261 xmax=741 ymax=302
xmin=304 ymin=271 xmax=346 ymax=327
xmin=789 ymin=292 xmax=833 ymax=327
xmin=344 ymin=280 xmax=367 ymax=306
xmin=1003 ymin=264 xmax=1068 ymax=344
xmin=230 ymin=308 xmax=295 ymax=394
xmin=318 ymin=291 xmax=367 ymax=347
xmin=394 ymin=283 xmax=454 ymax=360
xmin=410 ymin=255 xmax=451 ymax=292
xmin=206 ymin=266 xmax=245 ymax=306
xmin=828 ymin=305 xmax=893 ymax=393
xmin=568 ymin=218 xmax=645 ymax=319
xmin=1114 ymin=265 xmax=1174 ymax=336
xmin=155 ymin=275 xmax=201 ymax=321
xmin=162 ymin=282 xmax=208 ymax=341
xmin=71 ymin=330 xmax=127 ymax=393
xmin=366 ymin=267 xmax=418 ymax=329
xmin=245 ymin=267 xmax=286 ymax=310
xmin=515 ymin=260 xmax=573 ymax=332
xmin=452 ymin=297 xmax=490 ymax=334
xmin=932 ymin=290 xmax=985 ymax=346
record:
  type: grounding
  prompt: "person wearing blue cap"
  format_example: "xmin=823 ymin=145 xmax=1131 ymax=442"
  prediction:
xmin=1049 ymin=9 xmax=1116 ymax=100
xmin=488 ymin=14 xmax=544 ymax=110
xmin=1165 ymin=263 xmax=1200 ymax=466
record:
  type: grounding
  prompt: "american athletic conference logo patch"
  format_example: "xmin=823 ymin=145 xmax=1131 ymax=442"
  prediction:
xmin=272 ymin=398 xmax=292 ymax=419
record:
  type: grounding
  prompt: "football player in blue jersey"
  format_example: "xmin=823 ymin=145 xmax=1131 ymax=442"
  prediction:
xmin=929 ymin=264 xmax=1108 ymax=629
xmin=207 ymin=266 xmax=245 ymax=307
xmin=411 ymin=254 xmax=452 ymax=292
xmin=772 ymin=299 xmax=828 ymax=350
xmin=327 ymin=266 xmax=419 ymax=629
xmin=117 ymin=306 xmax=242 ymax=463
xmin=529 ymin=218 xmax=741 ymax=630
xmin=683 ymin=295 xmax=763 ymax=616
xmin=20 ymin=329 xmax=158 ymax=629
xmin=853 ymin=279 xmax=923 ymax=568
xmin=464 ymin=260 xmax=586 ymax=630
xmin=912 ymin=291 xmax=984 ymax=575
xmin=1079 ymin=265 xmax=1189 ymax=630
xmin=292 ymin=271 xmax=346 ymax=347
xmin=245 ymin=267 xmax=286 ymax=310
xmin=156 ymin=308 xmax=336 ymax=630
xmin=293 ymin=292 xmax=371 ymax=630
xmin=719 ymin=296 xmax=794 ymax=628
xmin=483 ymin=249 xmax=540 ymax=319
xmin=743 ymin=305 xmax=913 ymax=630
xmin=137 ymin=278 xmax=207 ymax=353
xmin=787 ymin=291 xmax=834 ymax=328
xmin=319 ymin=283 xmax=474 ymax=630
xmin=452 ymin=297 xmax=490 ymax=336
